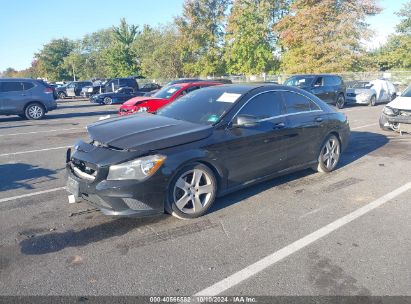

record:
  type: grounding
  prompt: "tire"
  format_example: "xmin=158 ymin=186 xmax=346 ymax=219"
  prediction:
xmin=369 ymin=95 xmax=377 ymax=106
xmin=24 ymin=103 xmax=45 ymax=120
xmin=315 ymin=134 xmax=341 ymax=173
xmin=336 ymin=94 xmax=345 ymax=109
xmin=58 ymin=92 xmax=66 ymax=99
xmin=103 ymin=97 xmax=113 ymax=105
xmin=166 ymin=163 xmax=217 ymax=219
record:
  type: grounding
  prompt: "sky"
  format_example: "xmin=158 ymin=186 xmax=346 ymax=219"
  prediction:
xmin=0 ymin=0 xmax=408 ymax=71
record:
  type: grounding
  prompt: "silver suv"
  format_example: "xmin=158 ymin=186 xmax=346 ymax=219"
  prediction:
xmin=0 ymin=78 xmax=58 ymax=120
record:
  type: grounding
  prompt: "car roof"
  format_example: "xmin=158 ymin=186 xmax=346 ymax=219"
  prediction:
xmin=173 ymin=81 xmax=227 ymax=87
xmin=0 ymin=78 xmax=40 ymax=81
xmin=287 ymin=74 xmax=341 ymax=77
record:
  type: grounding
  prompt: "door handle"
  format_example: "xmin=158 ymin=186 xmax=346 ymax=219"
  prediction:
xmin=315 ymin=117 xmax=323 ymax=123
xmin=273 ymin=122 xmax=285 ymax=129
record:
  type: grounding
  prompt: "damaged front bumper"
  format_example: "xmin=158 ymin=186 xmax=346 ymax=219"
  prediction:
xmin=380 ymin=112 xmax=411 ymax=133
xmin=65 ymin=143 xmax=168 ymax=217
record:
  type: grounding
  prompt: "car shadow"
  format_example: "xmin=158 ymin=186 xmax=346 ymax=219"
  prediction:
xmin=0 ymin=110 xmax=118 ymax=123
xmin=210 ymin=131 xmax=388 ymax=214
xmin=19 ymin=215 xmax=168 ymax=255
xmin=0 ymin=163 xmax=57 ymax=191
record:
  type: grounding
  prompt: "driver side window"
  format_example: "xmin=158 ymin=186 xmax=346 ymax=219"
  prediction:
xmin=314 ymin=77 xmax=323 ymax=87
xmin=238 ymin=91 xmax=285 ymax=120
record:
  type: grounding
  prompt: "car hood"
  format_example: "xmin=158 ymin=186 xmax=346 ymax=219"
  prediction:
xmin=86 ymin=113 xmax=213 ymax=151
xmin=122 ymin=96 xmax=166 ymax=106
xmin=386 ymin=96 xmax=411 ymax=110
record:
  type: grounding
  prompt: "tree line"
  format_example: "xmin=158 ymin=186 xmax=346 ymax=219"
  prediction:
xmin=2 ymin=0 xmax=410 ymax=82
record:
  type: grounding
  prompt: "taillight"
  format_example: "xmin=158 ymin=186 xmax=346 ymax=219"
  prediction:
xmin=44 ymin=87 xmax=53 ymax=94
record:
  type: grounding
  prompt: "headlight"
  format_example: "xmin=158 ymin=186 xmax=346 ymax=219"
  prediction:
xmin=107 ymin=154 xmax=166 ymax=181
xmin=383 ymin=106 xmax=399 ymax=116
xmin=137 ymin=107 xmax=148 ymax=112
xmin=88 ymin=88 xmax=93 ymax=92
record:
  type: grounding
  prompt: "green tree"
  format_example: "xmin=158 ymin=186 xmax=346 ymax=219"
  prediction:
xmin=134 ymin=25 xmax=184 ymax=79
xmin=372 ymin=0 xmax=411 ymax=70
xmin=275 ymin=0 xmax=381 ymax=73
xmin=104 ymin=19 xmax=140 ymax=77
xmin=34 ymin=38 xmax=75 ymax=81
xmin=223 ymin=0 xmax=290 ymax=75
xmin=1 ymin=67 xmax=18 ymax=77
xmin=175 ymin=0 xmax=231 ymax=76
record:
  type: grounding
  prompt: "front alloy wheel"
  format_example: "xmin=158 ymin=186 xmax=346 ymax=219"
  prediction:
xmin=25 ymin=103 xmax=45 ymax=120
xmin=167 ymin=164 xmax=217 ymax=219
xmin=103 ymin=97 xmax=113 ymax=105
xmin=316 ymin=135 xmax=341 ymax=173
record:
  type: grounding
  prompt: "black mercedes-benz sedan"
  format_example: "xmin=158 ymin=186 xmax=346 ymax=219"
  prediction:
xmin=66 ymin=84 xmax=350 ymax=219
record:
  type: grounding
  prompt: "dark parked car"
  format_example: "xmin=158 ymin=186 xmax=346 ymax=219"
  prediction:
xmin=66 ymin=84 xmax=350 ymax=219
xmin=140 ymin=83 xmax=162 ymax=92
xmin=0 ymin=78 xmax=57 ymax=120
xmin=66 ymin=81 xmax=93 ymax=97
xmin=90 ymin=87 xmax=143 ymax=105
xmin=80 ymin=79 xmax=108 ymax=98
xmin=284 ymin=74 xmax=346 ymax=108
xmin=55 ymin=82 xmax=71 ymax=99
xmin=104 ymin=77 xmax=139 ymax=93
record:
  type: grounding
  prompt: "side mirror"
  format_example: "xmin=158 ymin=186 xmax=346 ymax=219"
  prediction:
xmin=232 ymin=115 xmax=259 ymax=128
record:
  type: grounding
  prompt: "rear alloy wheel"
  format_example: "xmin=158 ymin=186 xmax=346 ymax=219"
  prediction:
xmin=316 ymin=135 xmax=341 ymax=173
xmin=25 ymin=103 xmax=45 ymax=120
xmin=167 ymin=164 xmax=217 ymax=219
xmin=369 ymin=95 xmax=377 ymax=106
xmin=58 ymin=92 xmax=66 ymax=99
xmin=103 ymin=97 xmax=113 ymax=105
xmin=336 ymin=94 xmax=345 ymax=109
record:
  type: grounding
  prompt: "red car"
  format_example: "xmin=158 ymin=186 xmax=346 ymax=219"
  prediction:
xmin=119 ymin=81 xmax=223 ymax=115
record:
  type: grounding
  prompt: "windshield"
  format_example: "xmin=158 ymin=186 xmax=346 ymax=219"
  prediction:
xmin=351 ymin=82 xmax=373 ymax=89
xmin=402 ymin=86 xmax=411 ymax=97
xmin=157 ymin=87 xmax=243 ymax=125
xmin=284 ymin=76 xmax=315 ymax=87
xmin=153 ymin=85 xmax=182 ymax=99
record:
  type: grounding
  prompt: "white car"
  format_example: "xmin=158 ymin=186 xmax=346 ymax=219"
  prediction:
xmin=380 ymin=85 xmax=411 ymax=133
xmin=346 ymin=79 xmax=397 ymax=106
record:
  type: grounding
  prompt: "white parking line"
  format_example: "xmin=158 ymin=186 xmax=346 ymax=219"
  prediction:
xmin=0 ymin=127 xmax=85 ymax=137
xmin=195 ymin=181 xmax=411 ymax=296
xmin=351 ymin=123 xmax=378 ymax=130
xmin=0 ymin=187 xmax=66 ymax=203
xmin=0 ymin=146 xmax=71 ymax=157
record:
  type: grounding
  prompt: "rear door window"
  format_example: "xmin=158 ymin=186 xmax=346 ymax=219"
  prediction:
xmin=282 ymin=91 xmax=316 ymax=114
xmin=238 ymin=91 xmax=285 ymax=120
xmin=0 ymin=82 xmax=24 ymax=92
xmin=22 ymin=82 xmax=35 ymax=90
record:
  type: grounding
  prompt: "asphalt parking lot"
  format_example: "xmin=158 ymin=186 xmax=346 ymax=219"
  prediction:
xmin=0 ymin=100 xmax=410 ymax=297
